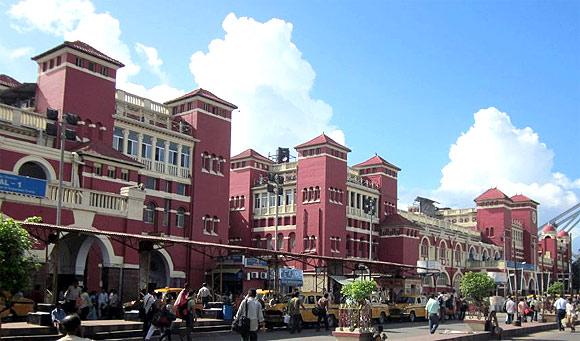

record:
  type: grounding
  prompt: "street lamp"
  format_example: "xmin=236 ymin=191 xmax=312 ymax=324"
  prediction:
xmin=362 ymin=197 xmax=377 ymax=261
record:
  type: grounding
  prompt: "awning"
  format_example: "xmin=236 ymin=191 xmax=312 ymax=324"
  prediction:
xmin=330 ymin=275 xmax=354 ymax=286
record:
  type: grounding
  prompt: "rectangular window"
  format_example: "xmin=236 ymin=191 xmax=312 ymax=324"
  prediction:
xmin=261 ymin=193 xmax=268 ymax=208
xmin=56 ymin=56 xmax=62 ymax=66
xmin=268 ymin=193 xmax=276 ymax=208
xmin=155 ymin=139 xmax=165 ymax=162
xmin=107 ymin=167 xmax=116 ymax=179
xmin=121 ymin=169 xmax=129 ymax=181
xmin=94 ymin=163 xmax=102 ymax=176
xmin=169 ymin=143 xmax=178 ymax=165
xmin=285 ymin=189 xmax=294 ymax=205
xmin=75 ymin=57 xmax=83 ymax=67
xmin=145 ymin=177 xmax=157 ymax=190
xmin=127 ymin=131 xmax=138 ymax=156
xmin=176 ymin=183 xmax=186 ymax=196
xmin=113 ymin=127 xmax=124 ymax=151
xmin=141 ymin=135 xmax=152 ymax=159
xmin=165 ymin=181 xmax=171 ymax=193
xmin=49 ymin=59 xmax=54 ymax=69
xmin=180 ymin=146 xmax=190 ymax=168
xmin=100 ymin=66 xmax=108 ymax=77
xmin=254 ymin=194 xmax=261 ymax=209
xmin=88 ymin=62 xmax=95 ymax=72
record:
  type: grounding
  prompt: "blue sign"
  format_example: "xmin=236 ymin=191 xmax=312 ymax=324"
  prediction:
xmin=505 ymin=261 xmax=536 ymax=271
xmin=0 ymin=172 xmax=47 ymax=197
xmin=245 ymin=257 xmax=268 ymax=268
xmin=279 ymin=268 xmax=303 ymax=287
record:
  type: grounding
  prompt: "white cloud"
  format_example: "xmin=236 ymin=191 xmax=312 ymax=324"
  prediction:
xmin=0 ymin=42 xmax=33 ymax=60
xmin=189 ymin=13 xmax=345 ymax=155
xmin=8 ymin=0 xmax=182 ymax=102
xmin=135 ymin=42 xmax=167 ymax=83
xmin=434 ymin=107 xmax=579 ymax=217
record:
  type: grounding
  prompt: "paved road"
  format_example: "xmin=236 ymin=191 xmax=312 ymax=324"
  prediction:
xmin=511 ymin=329 xmax=578 ymax=340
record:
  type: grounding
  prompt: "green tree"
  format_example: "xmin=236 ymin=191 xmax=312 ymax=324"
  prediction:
xmin=459 ymin=272 xmax=496 ymax=317
xmin=341 ymin=279 xmax=377 ymax=303
xmin=546 ymin=281 xmax=565 ymax=296
xmin=0 ymin=216 xmax=40 ymax=315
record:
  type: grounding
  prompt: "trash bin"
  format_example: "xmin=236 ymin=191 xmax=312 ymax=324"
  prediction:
xmin=222 ymin=304 xmax=233 ymax=320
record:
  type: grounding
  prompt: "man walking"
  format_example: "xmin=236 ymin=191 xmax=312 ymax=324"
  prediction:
xmin=234 ymin=289 xmax=264 ymax=341
xmin=287 ymin=291 xmax=305 ymax=334
xmin=63 ymin=280 xmax=81 ymax=315
xmin=316 ymin=293 xmax=329 ymax=331
xmin=97 ymin=288 xmax=109 ymax=319
xmin=197 ymin=283 xmax=211 ymax=309
xmin=505 ymin=296 xmax=516 ymax=324
xmin=425 ymin=294 xmax=440 ymax=335
xmin=554 ymin=294 xmax=567 ymax=331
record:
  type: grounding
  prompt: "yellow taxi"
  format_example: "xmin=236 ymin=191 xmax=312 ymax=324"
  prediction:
xmin=369 ymin=293 xmax=391 ymax=324
xmin=388 ymin=295 xmax=427 ymax=322
xmin=0 ymin=292 xmax=35 ymax=321
xmin=264 ymin=292 xmax=339 ymax=329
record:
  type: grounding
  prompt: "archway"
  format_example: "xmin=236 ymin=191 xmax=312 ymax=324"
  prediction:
xmin=149 ymin=250 xmax=169 ymax=288
xmin=528 ymin=277 xmax=537 ymax=294
xmin=13 ymin=156 xmax=56 ymax=180
xmin=453 ymin=272 xmax=463 ymax=292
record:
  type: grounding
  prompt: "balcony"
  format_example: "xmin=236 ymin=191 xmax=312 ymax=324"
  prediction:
xmin=132 ymin=156 xmax=190 ymax=179
xmin=115 ymin=90 xmax=193 ymax=137
xmin=253 ymin=204 xmax=296 ymax=216
xmin=0 ymin=103 xmax=47 ymax=131
xmin=347 ymin=206 xmax=378 ymax=219
xmin=346 ymin=173 xmax=380 ymax=191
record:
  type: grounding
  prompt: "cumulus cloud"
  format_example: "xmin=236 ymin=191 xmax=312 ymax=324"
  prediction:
xmin=8 ymin=0 xmax=182 ymax=102
xmin=434 ymin=107 xmax=579 ymax=215
xmin=135 ymin=42 xmax=168 ymax=83
xmin=189 ymin=13 xmax=345 ymax=155
xmin=0 ymin=42 xmax=33 ymax=60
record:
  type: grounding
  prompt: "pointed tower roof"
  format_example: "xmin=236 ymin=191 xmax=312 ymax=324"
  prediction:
xmin=475 ymin=188 xmax=510 ymax=202
xmin=353 ymin=155 xmax=401 ymax=171
xmin=165 ymin=88 xmax=237 ymax=109
xmin=294 ymin=133 xmax=351 ymax=152
xmin=510 ymin=194 xmax=539 ymax=205
xmin=32 ymin=40 xmax=124 ymax=67
xmin=231 ymin=149 xmax=272 ymax=163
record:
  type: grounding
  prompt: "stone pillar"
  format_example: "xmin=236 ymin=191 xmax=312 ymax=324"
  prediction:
xmin=164 ymin=140 xmax=170 ymax=170
xmin=122 ymin=129 xmax=129 ymax=154
xmin=177 ymin=144 xmax=183 ymax=172
xmin=137 ymin=133 xmax=143 ymax=160
xmin=152 ymin=137 xmax=158 ymax=161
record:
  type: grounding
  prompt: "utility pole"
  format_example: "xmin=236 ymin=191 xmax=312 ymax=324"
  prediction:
xmin=45 ymin=109 xmax=79 ymax=303
xmin=267 ymin=170 xmax=284 ymax=294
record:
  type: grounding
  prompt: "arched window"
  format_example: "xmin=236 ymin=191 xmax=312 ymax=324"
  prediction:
xmin=490 ymin=227 xmax=495 ymax=237
xmin=212 ymin=216 xmax=219 ymax=234
xmin=288 ymin=232 xmax=296 ymax=251
xmin=201 ymin=152 xmax=209 ymax=171
xmin=468 ymin=247 xmax=476 ymax=261
xmin=420 ymin=238 xmax=429 ymax=259
xmin=455 ymin=245 xmax=462 ymax=266
xmin=494 ymin=250 xmax=501 ymax=260
xmin=240 ymin=195 xmax=245 ymax=208
xmin=310 ymin=235 xmax=316 ymax=250
xmin=436 ymin=273 xmax=450 ymax=287
xmin=175 ymin=208 xmax=185 ymax=228
xmin=439 ymin=241 xmax=448 ymax=262
xmin=18 ymin=161 xmax=47 ymax=180
xmin=266 ymin=234 xmax=273 ymax=250
xmin=482 ymin=249 xmax=489 ymax=261
xmin=210 ymin=153 xmax=217 ymax=172
xmin=144 ymin=202 xmax=156 ymax=224
xmin=276 ymin=233 xmax=284 ymax=250
xmin=203 ymin=214 xmax=211 ymax=233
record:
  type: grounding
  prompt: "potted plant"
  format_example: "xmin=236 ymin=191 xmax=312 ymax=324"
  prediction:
xmin=333 ymin=279 xmax=377 ymax=341
xmin=542 ymin=282 xmax=564 ymax=322
xmin=459 ymin=272 xmax=496 ymax=332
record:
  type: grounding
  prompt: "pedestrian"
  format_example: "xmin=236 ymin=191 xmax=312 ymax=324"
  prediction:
xmin=97 ymin=288 xmax=109 ymax=319
xmin=446 ymin=294 xmax=455 ymax=320
xmin=529 ymin=295 xmax=538 ymax=322
xmin=141 ymin=288 xmax=156 ymax=337
xmin=184 ymin=290 xmax=197 ymax=341
xmin=108 ymin=289 xmax=120 ymax=319
xmin=316 ymin=293 xmax=329 ymax=331
xmin=51 ymin=302 xmax=66 ymax=334
xmin=426 ymin=294 xmax=440 ymax=334
xmin=64 ymin=280 xmax=81 ymax=315
xmin=78 ymin=288 xmax=92 ymax=320
xmin=145 ymin=297 xmax=176 ymax=340
xmin=505 ymin=296 xmax=516 ymax=324
xmin=554 ymin=294 xmax=567 ymax=331
xmin=234 ymin=288 xmax=264 ymax=341
xmin=287 ymin=291 xmax=305 ymax=334
xmin=57 ymin=314 xmax=93 ymax=341
xmin=197 ymin=283 xmax=211 ymax=309
xmin=564 ymin=297 xmax=576 ymax=332
xmin=517 ymin=297 xmax=529 ymax=323
xmin=459 ymin=296 xmax=468 ymax=320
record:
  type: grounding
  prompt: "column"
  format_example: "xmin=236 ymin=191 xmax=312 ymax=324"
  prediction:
xmin=122 ymin=129 xmax=129 ymax=154
xmin=151 ymin=136 xmax=158 ymax=160
xmin=164 ymin=140 xmax=170 ymax=173
xmin=137 ymin=133 xmax=143 ymax=161
xmin=177 ymin=144 xmax=183 ymax=175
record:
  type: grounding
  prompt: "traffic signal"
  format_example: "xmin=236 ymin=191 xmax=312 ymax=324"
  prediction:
xmin=45 ymin=122 xmax=58 ymax=136
xmin=46 ymin=108 xmax=59 ymax=121
xmin=64 ymin=112 xmax=79 ymax=125
xmin=277 ymin=147 xmax=290 ymax=163
xmin=267 ymin=183 xmax=275 ymax=193
xmin=65 ymin=129 xmax=77 ymax=141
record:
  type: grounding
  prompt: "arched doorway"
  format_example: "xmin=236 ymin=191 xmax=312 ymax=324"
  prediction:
xmin=149 ymin=251 xmax=169 ymax=288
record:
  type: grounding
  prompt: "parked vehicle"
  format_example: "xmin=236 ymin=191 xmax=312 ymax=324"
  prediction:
xmin=388 ymin=295 xmax=427 ymax=322
xmin=263 ymin=291 xmax=339 ymax=329
xmin=369 ymin=293 xmax=391 ymax=324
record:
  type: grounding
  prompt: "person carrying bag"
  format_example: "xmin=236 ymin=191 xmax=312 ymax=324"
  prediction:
xmin=233 ymin=289 xmax=264 ymax=341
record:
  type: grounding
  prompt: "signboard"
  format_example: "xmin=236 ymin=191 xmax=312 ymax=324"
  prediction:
xmin=487 ymin=272 xmax=508 ymax=283
xmin=505 ymin=261 xmax=536 ymax=271
xmin=279 ymin=268 xmax=303 ymax=287
xmin=217 ymin=255 xmax=244 ymax=265
xmin=416 ymin=260 xmax=442 ymax=274
xmin=0 ymin=172 xmax=47 ymax=197
xmin=244 ymin=257 xmax=268 ymax=268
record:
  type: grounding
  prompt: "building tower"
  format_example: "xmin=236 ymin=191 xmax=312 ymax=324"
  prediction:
xmin=510 ymin=194 xmax=539 ymax=266
xmin=475 ymin=188 xmax=514 ymax=261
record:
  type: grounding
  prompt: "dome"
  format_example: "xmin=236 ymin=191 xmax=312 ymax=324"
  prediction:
xmin=542 ymin=224 xmax=556 ymax=233
xmin=556 ymin=230 xmax=569 ymax=238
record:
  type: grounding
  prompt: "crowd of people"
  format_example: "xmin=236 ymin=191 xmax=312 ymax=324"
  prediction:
xmin=55 ymin=280 xmax=122 ymax=322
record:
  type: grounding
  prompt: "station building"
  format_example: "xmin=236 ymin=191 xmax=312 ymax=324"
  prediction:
xmin=0 ymin=41 xmax=235 ymax=299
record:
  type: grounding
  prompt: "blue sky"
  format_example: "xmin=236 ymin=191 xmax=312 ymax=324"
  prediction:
xmin=0 ymin=1 xmax=579 ymax=237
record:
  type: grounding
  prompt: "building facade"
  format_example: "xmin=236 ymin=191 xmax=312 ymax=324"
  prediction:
xmin=0 ymin=41 xmax=235 ymax=300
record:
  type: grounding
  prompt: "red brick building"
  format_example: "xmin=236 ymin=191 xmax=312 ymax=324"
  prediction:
xmin=0 ymin=41 xmax=235 ymax=300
